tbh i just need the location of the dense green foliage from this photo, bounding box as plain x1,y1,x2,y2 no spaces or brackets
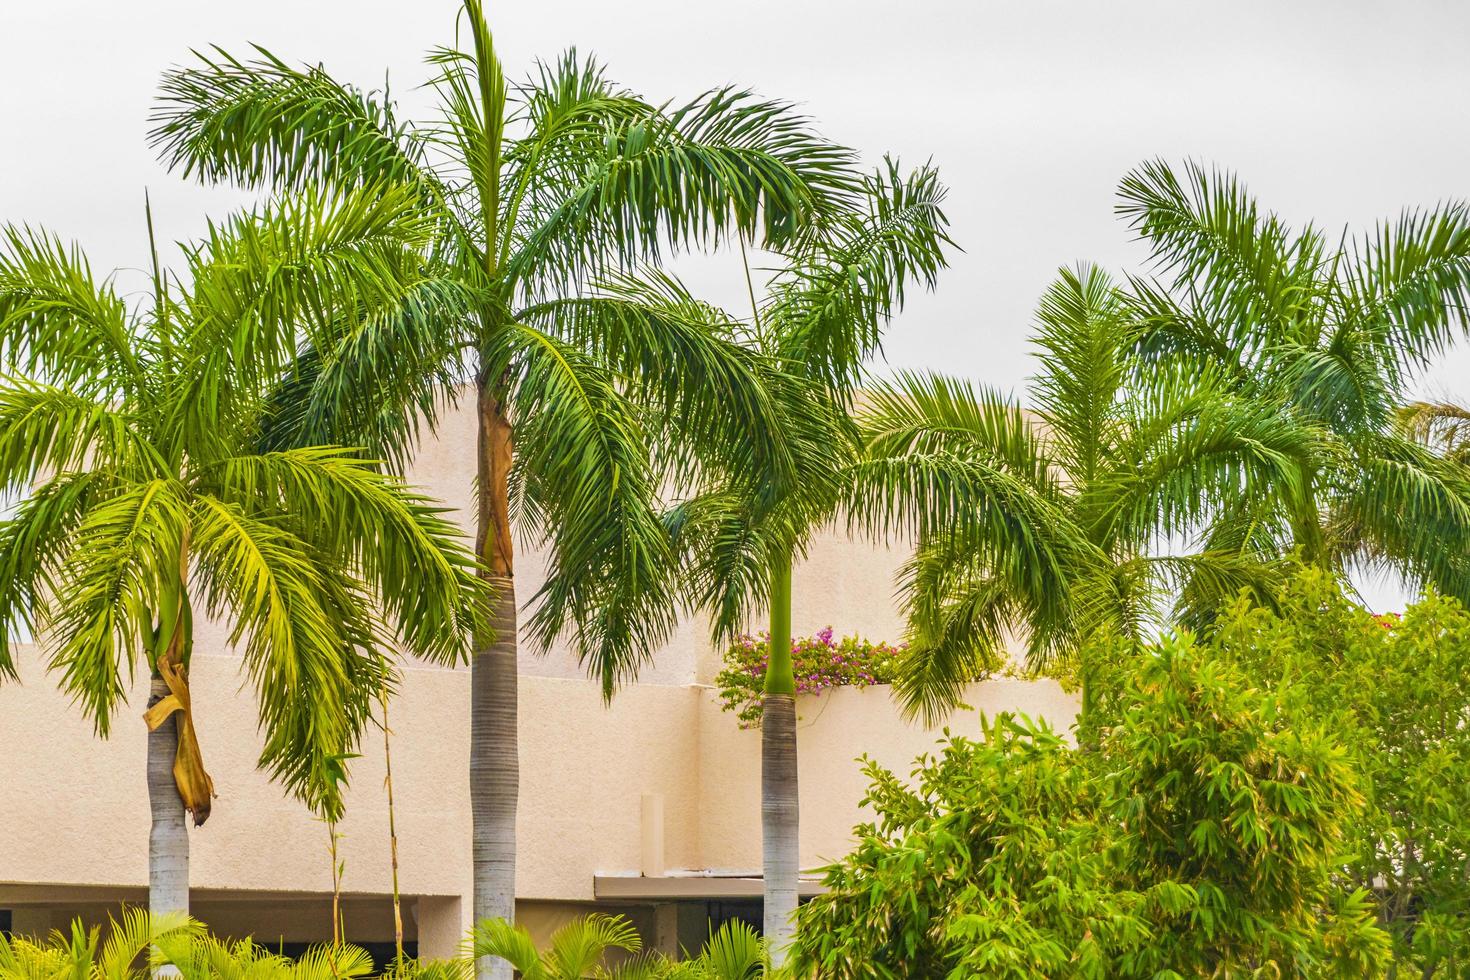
0,912,766,980
863,162,1470,727
473,913,767,979
1204,571,1470,976
150,2,856,690
858,265,1303,722
0,198,483,818
790,627,1392,978
714,628,907,726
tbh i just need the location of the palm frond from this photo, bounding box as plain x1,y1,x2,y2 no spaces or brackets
467,919,543,980
151,45,433,194
255,275,476,466
0,380,159,493
496,323,678,695
517,270,794,492
1397,399,1470,465
0,472,104,681
206,447,486,664
505,88,858,296
189,493,390,817
46,479,190,735
179,181,439,425
543,913,641,978
1337,201,1470,367
892,541,1016,724
768,158,952,389
0,225,149,395
1116,158,1322,345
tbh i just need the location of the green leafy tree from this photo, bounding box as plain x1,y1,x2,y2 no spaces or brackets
654,162,951,960
1118,159,1470,603
0,192,483,916
149,5,854,964
1211,569,1470,976
790,638,1390,978
857,263,1307,721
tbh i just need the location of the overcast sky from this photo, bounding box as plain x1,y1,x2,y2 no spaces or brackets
3,0,1468,606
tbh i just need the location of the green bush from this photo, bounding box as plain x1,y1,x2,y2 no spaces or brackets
1207,570,1470,977
714,628,906,726
789,632,1391,978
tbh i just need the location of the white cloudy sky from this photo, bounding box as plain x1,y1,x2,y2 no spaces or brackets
3,0,1468,606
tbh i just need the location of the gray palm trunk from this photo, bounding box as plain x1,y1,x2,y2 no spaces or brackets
472,386,519,980
761,693,799,965
146,673,189,916
470,592,517,980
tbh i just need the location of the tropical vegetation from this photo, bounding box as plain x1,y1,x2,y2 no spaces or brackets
0,195,483,916
1208,570,1470,976
0,911,767,980
791,618,1393,978
861,160,1470,728
3,0,1470,966
656,159,951,960
148,6,860,970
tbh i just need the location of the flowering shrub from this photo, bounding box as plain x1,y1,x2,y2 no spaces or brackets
715,627,906,726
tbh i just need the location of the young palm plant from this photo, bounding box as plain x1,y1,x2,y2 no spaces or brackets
149,2,855,965
0,189,483,916
655,161,953,962
471,915,765,980
0,908,198,980
1118,159,1470,603
156,931,377,980
856,264,1311,722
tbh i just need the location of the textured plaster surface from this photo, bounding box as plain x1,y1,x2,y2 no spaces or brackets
0,397,1079,941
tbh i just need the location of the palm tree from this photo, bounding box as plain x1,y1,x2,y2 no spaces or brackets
1397,400,1470,466
856,264,1310,721
0,189,484,916
659,160,952,961
1118,159,1470,603
148,3,854,966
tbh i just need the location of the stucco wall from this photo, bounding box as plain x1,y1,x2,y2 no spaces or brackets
0,396,1079,948
0,641,1075,918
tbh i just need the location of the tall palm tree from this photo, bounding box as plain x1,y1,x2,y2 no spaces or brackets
659,160,952,961
148,3,855,969
1118,159,1470,602
0,188,484,916
856,264,1310,721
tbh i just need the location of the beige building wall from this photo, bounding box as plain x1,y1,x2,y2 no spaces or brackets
0,398,1079,954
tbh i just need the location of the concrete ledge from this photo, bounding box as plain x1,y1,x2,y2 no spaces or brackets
593,873,826,900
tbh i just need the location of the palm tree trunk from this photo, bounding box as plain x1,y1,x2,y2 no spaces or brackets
762,547,798,966
472,381,518,980
147,670,189,917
